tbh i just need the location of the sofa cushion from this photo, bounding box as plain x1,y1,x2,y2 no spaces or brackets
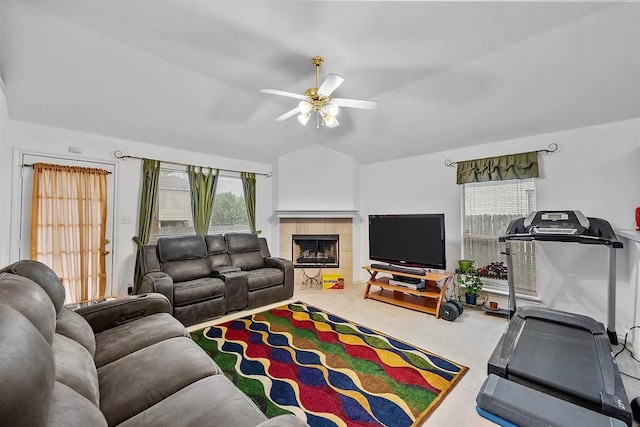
158,235,211,282
226,233,266,270
162,258,211,283
52,333,100,406
0,260,66,316
49,381,107,427
205,234,227,254
56,307,96,357
93,312,188,368
0,272,57,344
246,268,285,291
225,232,261,253
229,251,266,271
173,277,225,307
117,375,268,427
98,337,221,426
0,303,56,427
206,234,232,268
157,235,207,262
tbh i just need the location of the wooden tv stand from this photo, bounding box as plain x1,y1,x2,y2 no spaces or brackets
362,265,453,319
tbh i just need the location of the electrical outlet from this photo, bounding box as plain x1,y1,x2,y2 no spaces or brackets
127,286,133,295
121,216,133,224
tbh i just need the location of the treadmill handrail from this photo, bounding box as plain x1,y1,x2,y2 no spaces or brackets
499,215,623,248
499,232,623,248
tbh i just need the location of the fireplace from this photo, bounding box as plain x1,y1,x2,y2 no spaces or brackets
292,234,339,268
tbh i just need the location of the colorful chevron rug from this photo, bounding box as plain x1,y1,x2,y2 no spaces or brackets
191,302,467,427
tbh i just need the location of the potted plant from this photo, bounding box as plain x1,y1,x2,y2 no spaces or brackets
458,269,483,305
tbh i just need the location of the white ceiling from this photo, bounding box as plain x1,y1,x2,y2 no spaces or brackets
1,1,639,164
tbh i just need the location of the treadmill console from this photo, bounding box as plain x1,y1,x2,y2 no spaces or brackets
523,210,590,236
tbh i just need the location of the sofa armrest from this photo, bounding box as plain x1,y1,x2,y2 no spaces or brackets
212,265,242,276
139,271,174,310
75,294,171,334
265,257,294,299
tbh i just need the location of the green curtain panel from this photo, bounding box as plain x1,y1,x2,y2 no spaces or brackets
132,159,161,293
456,151,539,184
188,165,218,235
241,172,258,233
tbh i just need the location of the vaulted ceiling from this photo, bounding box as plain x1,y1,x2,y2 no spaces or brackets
1,1,639,164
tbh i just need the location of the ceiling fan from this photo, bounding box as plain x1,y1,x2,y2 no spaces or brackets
260,56,377,128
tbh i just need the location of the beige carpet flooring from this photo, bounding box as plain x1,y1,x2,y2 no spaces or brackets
188,281,640,426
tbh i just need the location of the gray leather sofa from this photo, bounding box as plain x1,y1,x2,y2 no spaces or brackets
139,232,294,326
0,260,309,427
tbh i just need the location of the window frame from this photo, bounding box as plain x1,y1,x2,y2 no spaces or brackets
461,178,537,296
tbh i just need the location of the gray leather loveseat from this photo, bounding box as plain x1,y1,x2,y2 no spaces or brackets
0,260,308,427
138,232,294,326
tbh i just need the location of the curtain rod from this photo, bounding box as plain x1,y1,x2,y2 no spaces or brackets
444,143,558,167
112,150,272,177
21,163,113,174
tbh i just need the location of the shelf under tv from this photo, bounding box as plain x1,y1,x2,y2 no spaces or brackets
362,265,453,318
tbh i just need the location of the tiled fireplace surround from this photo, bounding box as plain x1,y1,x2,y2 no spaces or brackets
278,218,353,288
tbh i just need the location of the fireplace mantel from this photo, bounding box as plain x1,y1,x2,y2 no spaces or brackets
274,210,358,219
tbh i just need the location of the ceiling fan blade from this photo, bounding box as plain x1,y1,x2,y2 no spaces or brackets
260,89,306,100
275,107,300,121
332,98,378,110
318,73,344,96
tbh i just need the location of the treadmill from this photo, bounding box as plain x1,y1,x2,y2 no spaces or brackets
499,210,623,344
479,211,631,426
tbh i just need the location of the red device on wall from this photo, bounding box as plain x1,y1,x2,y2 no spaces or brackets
636,207,640,230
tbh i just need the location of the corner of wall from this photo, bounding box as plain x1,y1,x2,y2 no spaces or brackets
0,76,10,266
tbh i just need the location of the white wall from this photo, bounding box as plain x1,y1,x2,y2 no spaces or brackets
359,117,640,336
0,76,9,266
277,144,360,211
3,119,274,296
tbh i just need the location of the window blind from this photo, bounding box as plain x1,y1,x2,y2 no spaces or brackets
463,179,537,294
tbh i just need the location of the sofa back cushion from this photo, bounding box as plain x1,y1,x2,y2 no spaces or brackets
52,333,100,406
0,260,66,316
0,303,56,427
158,235,211,282
205,234,231,268
0,273,57,344
56,307,97,357
225,233,265,270
49,382,107,427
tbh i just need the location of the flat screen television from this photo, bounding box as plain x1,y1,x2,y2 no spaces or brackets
368,214,446,270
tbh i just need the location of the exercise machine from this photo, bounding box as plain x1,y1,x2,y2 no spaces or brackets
477,210,631,426
486,305,631,425
499,210,623,344
476,374,628,427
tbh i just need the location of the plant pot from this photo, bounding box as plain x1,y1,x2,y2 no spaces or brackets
458,260,474,272
465,293,477,305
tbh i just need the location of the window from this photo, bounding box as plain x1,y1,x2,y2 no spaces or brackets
150,168,249,242
208,175,250,233
462,179,536,295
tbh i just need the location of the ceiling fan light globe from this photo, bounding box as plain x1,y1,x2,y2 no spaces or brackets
326,102,339,116
297,113,311,126
298,101,312,115
323,114,339,128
